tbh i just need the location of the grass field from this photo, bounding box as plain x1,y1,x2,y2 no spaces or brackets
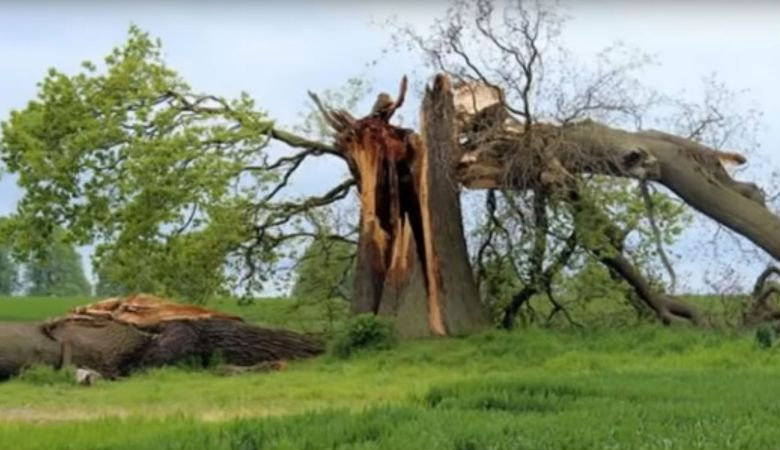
0,296,88,322
0,296,777,449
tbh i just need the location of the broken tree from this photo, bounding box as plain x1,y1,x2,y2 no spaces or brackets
311,76,490,338
449,77,779,324
309,73,779,330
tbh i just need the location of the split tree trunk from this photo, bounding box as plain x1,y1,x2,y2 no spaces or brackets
323,75,490,338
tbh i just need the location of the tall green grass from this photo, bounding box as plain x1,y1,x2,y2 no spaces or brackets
0,296,776,449
0,369,777,449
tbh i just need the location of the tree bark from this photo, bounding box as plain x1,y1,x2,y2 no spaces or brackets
0,323,61,380
457,118,780,260
49,320,152,378
322,75,490,338
417,75,492,335
0,316,325,380
139,320,324,368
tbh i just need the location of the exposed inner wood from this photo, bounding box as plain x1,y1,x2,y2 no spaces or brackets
343,116,445,333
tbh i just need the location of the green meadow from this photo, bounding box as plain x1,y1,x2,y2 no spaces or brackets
0,296,777,449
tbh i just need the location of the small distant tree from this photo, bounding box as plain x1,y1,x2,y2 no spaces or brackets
292,236,355,302
0,246,18,295
93,264,128,298
24,230,91,297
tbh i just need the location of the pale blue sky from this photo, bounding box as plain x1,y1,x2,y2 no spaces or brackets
0,1,777,291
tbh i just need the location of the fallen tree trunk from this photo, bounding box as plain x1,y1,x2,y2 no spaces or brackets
420,77,703,326
0,295,325,380
42,319,323,379
456,115,780,261
139,319,323,368
0,323,62,380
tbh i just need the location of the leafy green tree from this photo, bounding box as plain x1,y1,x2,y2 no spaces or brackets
23,229,90,297
0,26,304,300
292,236,354,302
1,24,364,302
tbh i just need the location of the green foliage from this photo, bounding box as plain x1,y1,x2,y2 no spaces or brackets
755,325,774,349
555,259,642,322
92,199,250,301
93,264,128,298
477,254,523,322
292,237,354,302
0,218,20,295
331,314,397,358
23,228,90,297
475,177,694,327
0,26,275,300
573,177,691,287
0,326,776,449
17,365,76,386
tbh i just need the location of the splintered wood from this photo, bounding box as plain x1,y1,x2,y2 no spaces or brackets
339,108,445,335
59,293,243,328
316,74,488,338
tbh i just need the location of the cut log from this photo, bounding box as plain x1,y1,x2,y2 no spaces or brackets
0,323,61,380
